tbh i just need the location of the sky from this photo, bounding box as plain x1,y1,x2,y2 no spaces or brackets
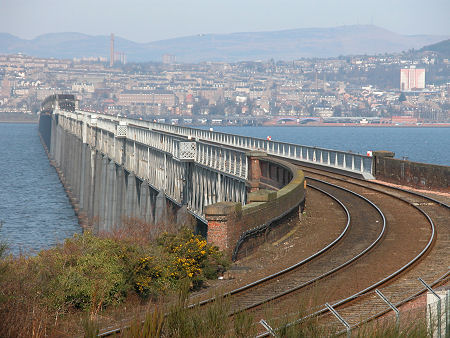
1,0,449,42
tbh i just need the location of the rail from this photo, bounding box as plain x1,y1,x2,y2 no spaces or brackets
228,178,387,312
256,173,443,337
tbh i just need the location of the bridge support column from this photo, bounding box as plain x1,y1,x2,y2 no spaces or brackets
78,142,87,212
125,173,137,219
204,202,242,253
86,148,96,222
139,181,154,225
103,160,116,232
114,166,126,228
176,205,194,228
78,143,90,228
154,190,168,225
98,156,109,233
92,151,104,232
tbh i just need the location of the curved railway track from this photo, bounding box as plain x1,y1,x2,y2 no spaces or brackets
255,167,449,336
191,181,385,311
222,174,435,328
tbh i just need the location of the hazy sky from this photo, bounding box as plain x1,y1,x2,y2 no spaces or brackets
1,0,449,42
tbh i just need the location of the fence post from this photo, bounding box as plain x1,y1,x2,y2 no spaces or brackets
419,277,441,338
375,289,400,332
325,303,351,338
259,319,276,337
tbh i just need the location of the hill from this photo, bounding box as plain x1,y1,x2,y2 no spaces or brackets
420,39,450,58
0,25,448,62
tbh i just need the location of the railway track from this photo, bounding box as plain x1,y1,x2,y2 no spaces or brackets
256,167,449,336
193,171,435,319
225,174,435,327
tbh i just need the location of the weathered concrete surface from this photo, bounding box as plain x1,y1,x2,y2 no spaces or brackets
247,189,277,202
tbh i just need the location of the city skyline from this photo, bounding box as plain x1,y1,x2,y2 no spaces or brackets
1,0,449,43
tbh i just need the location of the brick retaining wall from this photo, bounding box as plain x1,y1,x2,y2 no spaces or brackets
205,156,305,259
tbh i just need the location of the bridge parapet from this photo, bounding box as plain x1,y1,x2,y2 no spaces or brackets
114,116,374,179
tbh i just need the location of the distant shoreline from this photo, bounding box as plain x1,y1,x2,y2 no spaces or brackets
0,112,38,124
258,123,450,128
0,120,38,124
1,119,448,128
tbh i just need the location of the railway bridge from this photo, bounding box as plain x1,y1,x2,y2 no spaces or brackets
38,94,448,259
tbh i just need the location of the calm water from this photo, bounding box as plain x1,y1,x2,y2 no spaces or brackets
0,123,80,255
212,126,450,166
0,124,448,255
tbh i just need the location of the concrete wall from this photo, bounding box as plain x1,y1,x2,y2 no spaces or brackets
205,157,305,260
374,151,449,192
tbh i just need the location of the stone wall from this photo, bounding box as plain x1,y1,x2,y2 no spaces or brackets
373,151,449,192
205,157,305,260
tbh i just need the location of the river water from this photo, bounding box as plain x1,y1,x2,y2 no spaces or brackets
0,123,80,255
0,123,448,255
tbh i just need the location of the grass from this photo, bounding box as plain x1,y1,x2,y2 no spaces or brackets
116,286,440,338
121,284,255,338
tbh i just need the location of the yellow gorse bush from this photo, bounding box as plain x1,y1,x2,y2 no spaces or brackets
133,227,229,298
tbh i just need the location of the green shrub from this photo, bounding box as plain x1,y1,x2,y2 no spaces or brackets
33,233,133,311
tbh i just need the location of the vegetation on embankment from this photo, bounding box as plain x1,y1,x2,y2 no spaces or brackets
0,226,229,337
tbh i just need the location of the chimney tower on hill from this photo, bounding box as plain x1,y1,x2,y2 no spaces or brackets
110,33,115,67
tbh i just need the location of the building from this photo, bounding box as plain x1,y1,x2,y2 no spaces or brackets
0,77,11,98
162,54,176,64
118,90,177,107
400,67,425,91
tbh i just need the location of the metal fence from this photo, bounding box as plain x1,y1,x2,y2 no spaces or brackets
57,109,248,181
84,112,374,178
